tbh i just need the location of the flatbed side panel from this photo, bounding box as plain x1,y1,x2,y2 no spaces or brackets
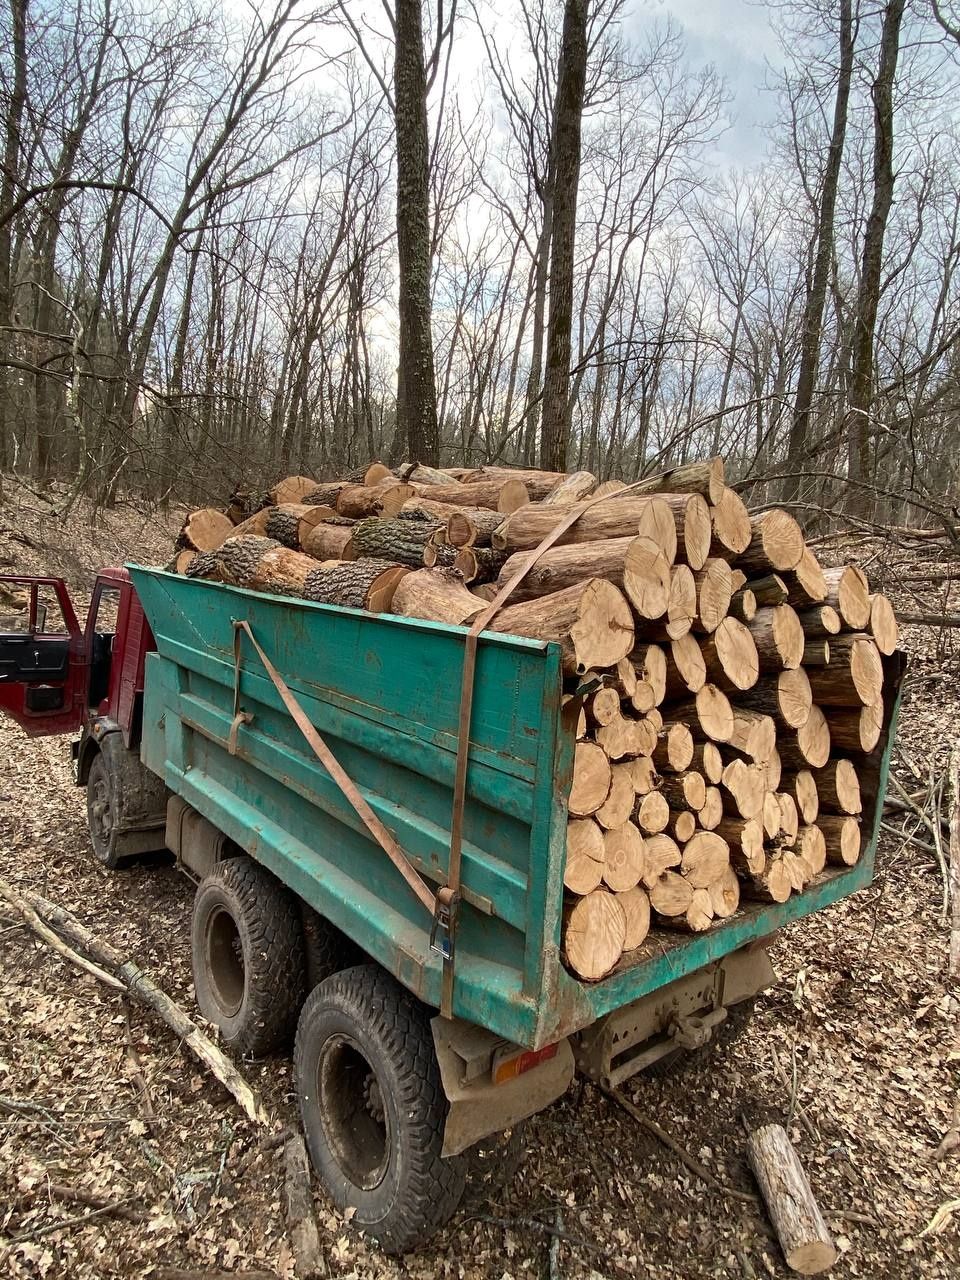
132,567,567,1048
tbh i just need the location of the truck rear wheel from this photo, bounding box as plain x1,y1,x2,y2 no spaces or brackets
294,964,466,1254
191,857,305,1056
86,754,121,868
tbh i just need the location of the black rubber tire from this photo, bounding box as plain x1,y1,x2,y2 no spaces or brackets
86,753,121,868
644,998,756,1079
191,857,305,1056
300,904,364,991
294,964,466,1254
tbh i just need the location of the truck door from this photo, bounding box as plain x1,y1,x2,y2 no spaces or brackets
0,576,86,736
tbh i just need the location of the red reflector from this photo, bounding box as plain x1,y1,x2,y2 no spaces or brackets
493,1040,559,1085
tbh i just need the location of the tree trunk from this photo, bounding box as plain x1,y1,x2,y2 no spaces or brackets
394,0,440,464
539,0,588,471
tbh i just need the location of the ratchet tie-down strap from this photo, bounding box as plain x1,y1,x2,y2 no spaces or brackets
230,476,656,1019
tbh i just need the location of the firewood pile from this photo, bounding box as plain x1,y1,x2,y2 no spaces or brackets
168,457,901,983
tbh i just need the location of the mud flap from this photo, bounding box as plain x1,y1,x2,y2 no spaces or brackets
432,1017,575,1157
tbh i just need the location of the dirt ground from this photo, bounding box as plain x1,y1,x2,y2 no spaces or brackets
0,483,958,1279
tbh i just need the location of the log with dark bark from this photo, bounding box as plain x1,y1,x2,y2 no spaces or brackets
444,506,507,547
347,516,445,567
336,482,414,519
302,559,410,612
216,537,321,596
452,545,509,583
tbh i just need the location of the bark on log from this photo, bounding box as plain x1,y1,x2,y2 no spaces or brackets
630,457,725,505
796,605,841,638
348,516,445,567
489,579,635,674
715,817,765,874
563,891,626,980
217,537,320,596
802,640,830,666
492,493,711,567
444,507,506,547
395,462,458,485
747,573,789,606
259,504,336,551
746,1123,838,1274
302,482,349,508
412,478,529,512
728,588,758,623
806,634,883,706
302,559,409,612
742,857,792,903
451,545,508,583
785,546,828,605
691,741,724,784
727,709,777,762
467,466,566,499
828,702,883,753
659,771,707,812
496,535,671,619
652,723,695,772
391,568,484,626
778,705,831,769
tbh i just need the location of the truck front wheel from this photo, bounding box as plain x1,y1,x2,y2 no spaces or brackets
294,964,466,1254
191,858,305,1056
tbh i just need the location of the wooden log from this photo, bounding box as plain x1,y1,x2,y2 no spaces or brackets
490,579,635,674
691,741,724,785
336,482,414,518
492,492,711,567
700,617,760,691
395,462,459,485
391,567,484,625
777,793,799,845
217,537,320,595
642,834,682,885
746,1123,838,1275
814,758,861,813
413,478,530,513
742,857,792,903
691,558,733,633
828,701,883,753
596,714,657,760
349,516,445,566
822,564,871,630
285,1133,325,1280
635,790,670,835
646,706,663,730
802,640,830,666
637,496,678,564
869,592,899,655
796,823,826,876
270,475,321,505
659,771,707,812
728,588,758,624
627,756,659,796
680,831,730,888
778,705,831,769
781,770,820,824
671,810,697,843
709,485,752,556
258,504,336,551
806,634,883,706
602,822,646,891
652,723,695,772
301,481,349,508
562,693,589,739
738,510,805,573
468,466,565,499
665,564,696,638
747,605,804,671
796,605,841,638
631,642,667,710
585,685,622,727
747,573,788,607
669,684,735,744
737,669,812,729
444,506,507,547
617,886,651,950
784,546,828,605
451,545,508,583
300,520,355,561
698,785,723,830
496,535,670,619
302,559,410,612
668,886,714,932
569,742,613,816
631,457,726,504
649,870,694,917
542,470,597,504
595,764,637,829
592,478,627,499
715,817,765,874
608,654,638,700
663,632,706,698
727,709,777,762
563,891,626,980
762,748,782,794
818,815,861,866
709,865,741,918
177,508,235,553
720,758,766,819
564,818,606,893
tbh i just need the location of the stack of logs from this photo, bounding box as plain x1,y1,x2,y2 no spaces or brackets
170,456,899,983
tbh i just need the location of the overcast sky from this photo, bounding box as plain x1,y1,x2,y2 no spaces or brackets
626,0,785,165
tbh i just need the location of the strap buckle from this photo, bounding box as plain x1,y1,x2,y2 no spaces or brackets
430,885,459,964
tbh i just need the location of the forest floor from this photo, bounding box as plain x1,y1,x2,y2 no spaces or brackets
0,480,958,1279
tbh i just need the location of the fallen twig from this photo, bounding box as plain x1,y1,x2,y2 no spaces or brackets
45,1182,148,1224
0,876,124,991
603,1087,757,1204
950,741,960,978
25,891,268,1125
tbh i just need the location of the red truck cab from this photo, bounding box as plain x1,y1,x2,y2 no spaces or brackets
0,569,166,862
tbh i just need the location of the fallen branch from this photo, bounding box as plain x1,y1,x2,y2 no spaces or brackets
0,877,124,991
284,1133,325,1279
45,1182,148,1224
746,1123,837,1274
603,1087,757,1204
898,612,960,627
25,891,269,1125
950,741,960,979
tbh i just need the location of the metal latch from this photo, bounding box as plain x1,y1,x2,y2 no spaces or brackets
668,1007,728,1051
430,886,459,963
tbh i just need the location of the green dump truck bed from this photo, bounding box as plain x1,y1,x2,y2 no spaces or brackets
130,565,903,1051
